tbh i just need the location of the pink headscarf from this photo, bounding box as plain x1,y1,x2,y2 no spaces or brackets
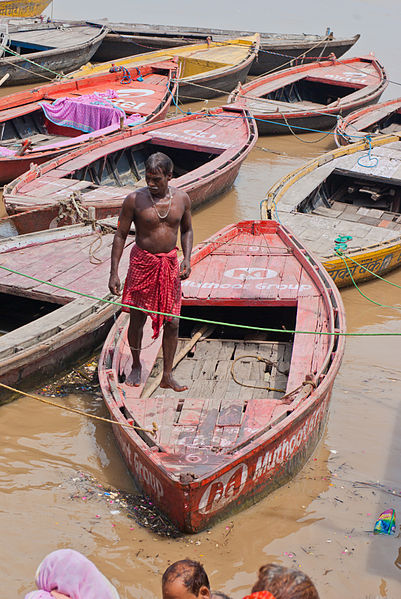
25,549,120,599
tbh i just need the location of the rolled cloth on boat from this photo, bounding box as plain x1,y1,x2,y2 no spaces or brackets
24,548,119,599
122,244,182,339
39,91,126,133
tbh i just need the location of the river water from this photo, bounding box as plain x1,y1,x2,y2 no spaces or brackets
1,3,400,598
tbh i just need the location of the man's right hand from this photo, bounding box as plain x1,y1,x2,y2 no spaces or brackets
108,273,121,295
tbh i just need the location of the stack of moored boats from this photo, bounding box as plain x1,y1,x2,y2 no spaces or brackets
1,14,400,533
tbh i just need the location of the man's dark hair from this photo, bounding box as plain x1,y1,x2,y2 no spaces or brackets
162,559,210,595
145,152,173,176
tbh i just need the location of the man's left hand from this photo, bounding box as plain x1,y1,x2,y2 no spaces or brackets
180,259,191,280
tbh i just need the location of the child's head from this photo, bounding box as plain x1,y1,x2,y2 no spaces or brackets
250,564,319,599
162,559,211,599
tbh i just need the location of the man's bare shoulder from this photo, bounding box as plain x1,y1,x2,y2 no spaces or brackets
124,188,148,207
172,187,191,209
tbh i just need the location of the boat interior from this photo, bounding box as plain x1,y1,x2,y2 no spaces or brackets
0,67,172,151
0,105,82,150
367,109,401,135
67,140,225,188
145,305,295,403
106,307,299,455
261,78,361,107
0,292,58,335
297,168,401,228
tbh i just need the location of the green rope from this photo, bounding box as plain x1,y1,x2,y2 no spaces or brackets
335,251,401,309
0,262,401,337
335,250,401,290
0,43,66,79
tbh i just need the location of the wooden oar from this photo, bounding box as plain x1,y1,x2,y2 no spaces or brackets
141,324,213,399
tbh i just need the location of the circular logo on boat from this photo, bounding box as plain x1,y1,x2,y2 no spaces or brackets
198,464,248,515
224,267,278,280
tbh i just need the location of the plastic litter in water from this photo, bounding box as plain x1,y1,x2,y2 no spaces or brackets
373,509,396,535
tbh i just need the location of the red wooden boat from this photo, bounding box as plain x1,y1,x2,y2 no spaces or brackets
0,60,178,184
335,97,401,145
98,220,346,533
227,55,387,135
0,221,133,392
4,107,257,215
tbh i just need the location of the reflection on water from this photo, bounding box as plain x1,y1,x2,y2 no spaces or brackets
1,19,401,599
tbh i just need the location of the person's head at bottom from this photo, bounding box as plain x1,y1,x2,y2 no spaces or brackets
246,564,319,599
25,548,119,599
162,559,211,599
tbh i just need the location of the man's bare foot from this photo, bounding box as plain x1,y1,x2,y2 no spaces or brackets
125,365,142,387
160,374,188,392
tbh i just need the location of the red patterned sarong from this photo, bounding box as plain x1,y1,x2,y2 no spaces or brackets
121,244,182,339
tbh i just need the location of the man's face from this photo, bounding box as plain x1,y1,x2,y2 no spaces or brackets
162,580,210,599
145,167,172,196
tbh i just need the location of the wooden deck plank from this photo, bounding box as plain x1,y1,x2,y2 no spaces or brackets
182,254,213,299
236,398,279,444
0,234,96,293
196,252,229,300
209,254,252,300
285,295,320,393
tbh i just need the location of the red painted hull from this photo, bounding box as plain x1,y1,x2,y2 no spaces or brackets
227,55,387,135
335,97,401,145
4,107,257,214
98,220,346,532
0,60,178,185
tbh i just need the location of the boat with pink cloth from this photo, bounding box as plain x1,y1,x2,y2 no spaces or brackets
0,60,178,184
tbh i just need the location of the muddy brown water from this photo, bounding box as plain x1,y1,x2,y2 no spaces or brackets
1,26,401,599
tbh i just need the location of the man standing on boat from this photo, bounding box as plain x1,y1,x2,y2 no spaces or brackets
108,152,193,391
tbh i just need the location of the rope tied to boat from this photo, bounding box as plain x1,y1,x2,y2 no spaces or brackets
357,135,379,168
0,382,158,437
230,354,287,393
334,234,352,252
0,43,67,80
109,64,143,84
56,193,116,264
1,261,401,334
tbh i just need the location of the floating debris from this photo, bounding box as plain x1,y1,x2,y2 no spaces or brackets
373,509,396,535
38,359,100,397
66,471,181,537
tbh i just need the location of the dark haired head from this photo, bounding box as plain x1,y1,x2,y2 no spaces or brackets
251,564,319,599
145,152,173,176
162,559,210,599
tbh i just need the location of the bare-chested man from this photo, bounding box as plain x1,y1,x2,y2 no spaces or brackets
108,152,193,391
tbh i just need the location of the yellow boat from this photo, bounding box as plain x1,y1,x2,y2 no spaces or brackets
261,134,401,288
72,34,259,102
0,0,51,17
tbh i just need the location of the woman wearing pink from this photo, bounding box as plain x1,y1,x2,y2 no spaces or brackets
25,549,119,599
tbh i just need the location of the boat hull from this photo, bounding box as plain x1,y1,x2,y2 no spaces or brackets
228,56,387,135
98,220,345,532
261,134,401,288
0,26,107,85
4,108,257,214
93,28,359,76
106,377,333,532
